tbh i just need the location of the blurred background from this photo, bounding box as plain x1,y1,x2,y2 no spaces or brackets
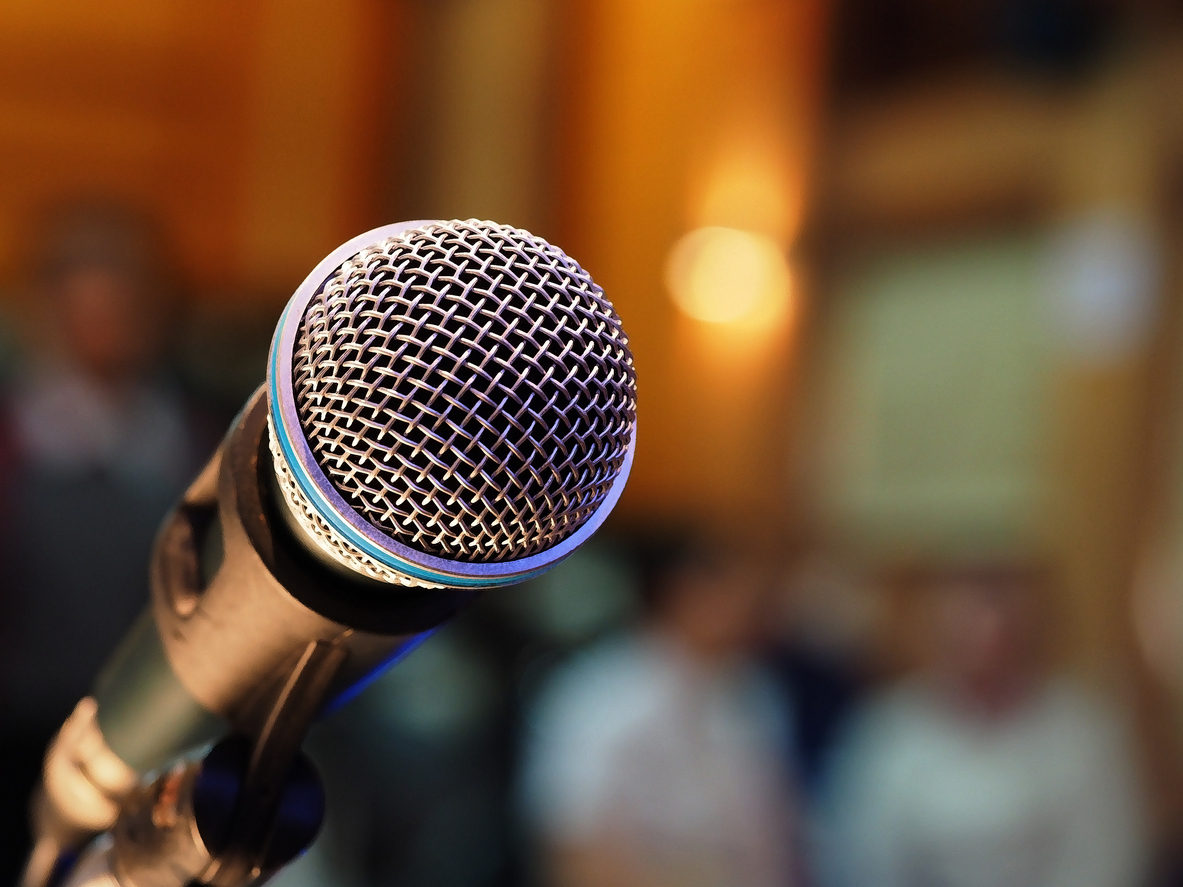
7,0,1183,886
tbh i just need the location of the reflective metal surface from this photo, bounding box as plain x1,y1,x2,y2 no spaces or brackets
269,220,637,585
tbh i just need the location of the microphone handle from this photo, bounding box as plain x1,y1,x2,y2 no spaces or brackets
24,387,475,887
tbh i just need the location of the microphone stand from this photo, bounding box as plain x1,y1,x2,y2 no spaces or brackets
47,638,344,887
21,389,455,887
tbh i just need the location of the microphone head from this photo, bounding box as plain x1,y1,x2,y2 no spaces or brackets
267,220,637,589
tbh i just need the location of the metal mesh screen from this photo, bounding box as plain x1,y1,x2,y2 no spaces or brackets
291,220,636,563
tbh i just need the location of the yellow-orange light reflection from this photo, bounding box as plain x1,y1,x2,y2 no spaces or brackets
665,225,791,325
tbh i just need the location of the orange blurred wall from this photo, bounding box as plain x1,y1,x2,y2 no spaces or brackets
0,0,398,294
553,0,828,531
0,0,829,533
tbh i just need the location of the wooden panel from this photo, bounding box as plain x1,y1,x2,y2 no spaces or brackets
552,0,827,527
236,0,399,290
0,1,255,285
0,0,397,293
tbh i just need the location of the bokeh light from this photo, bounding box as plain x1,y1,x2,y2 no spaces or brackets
665,225,791,325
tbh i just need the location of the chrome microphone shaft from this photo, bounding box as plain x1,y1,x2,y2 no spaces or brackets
25,389,467,887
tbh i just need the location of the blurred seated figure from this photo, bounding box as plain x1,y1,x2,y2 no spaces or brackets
0,202,204,881
520,537,800,887
822,564,1147,887
765,552,873,803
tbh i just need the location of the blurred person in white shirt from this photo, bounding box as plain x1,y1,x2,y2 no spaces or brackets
822,563,1147,887
520,537,801,887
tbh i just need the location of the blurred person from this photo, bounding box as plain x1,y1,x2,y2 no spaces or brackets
520,536,800,887
765,553,874,802
0,202,207,881
821,564,1147,887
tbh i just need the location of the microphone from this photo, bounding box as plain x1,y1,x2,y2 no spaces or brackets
25,220,636,887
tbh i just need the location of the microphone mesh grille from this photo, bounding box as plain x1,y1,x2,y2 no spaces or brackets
292,220,636,563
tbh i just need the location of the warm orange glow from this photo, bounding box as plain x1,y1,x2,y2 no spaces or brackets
692,130,798,245
665,225,791,325
554,0,825,523
0,0,393,291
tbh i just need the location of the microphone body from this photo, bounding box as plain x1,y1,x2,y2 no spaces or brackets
96,384,461,773
27,387,458,887
23,220,637,887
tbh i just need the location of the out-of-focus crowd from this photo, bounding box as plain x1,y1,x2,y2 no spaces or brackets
0,202,1155,887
